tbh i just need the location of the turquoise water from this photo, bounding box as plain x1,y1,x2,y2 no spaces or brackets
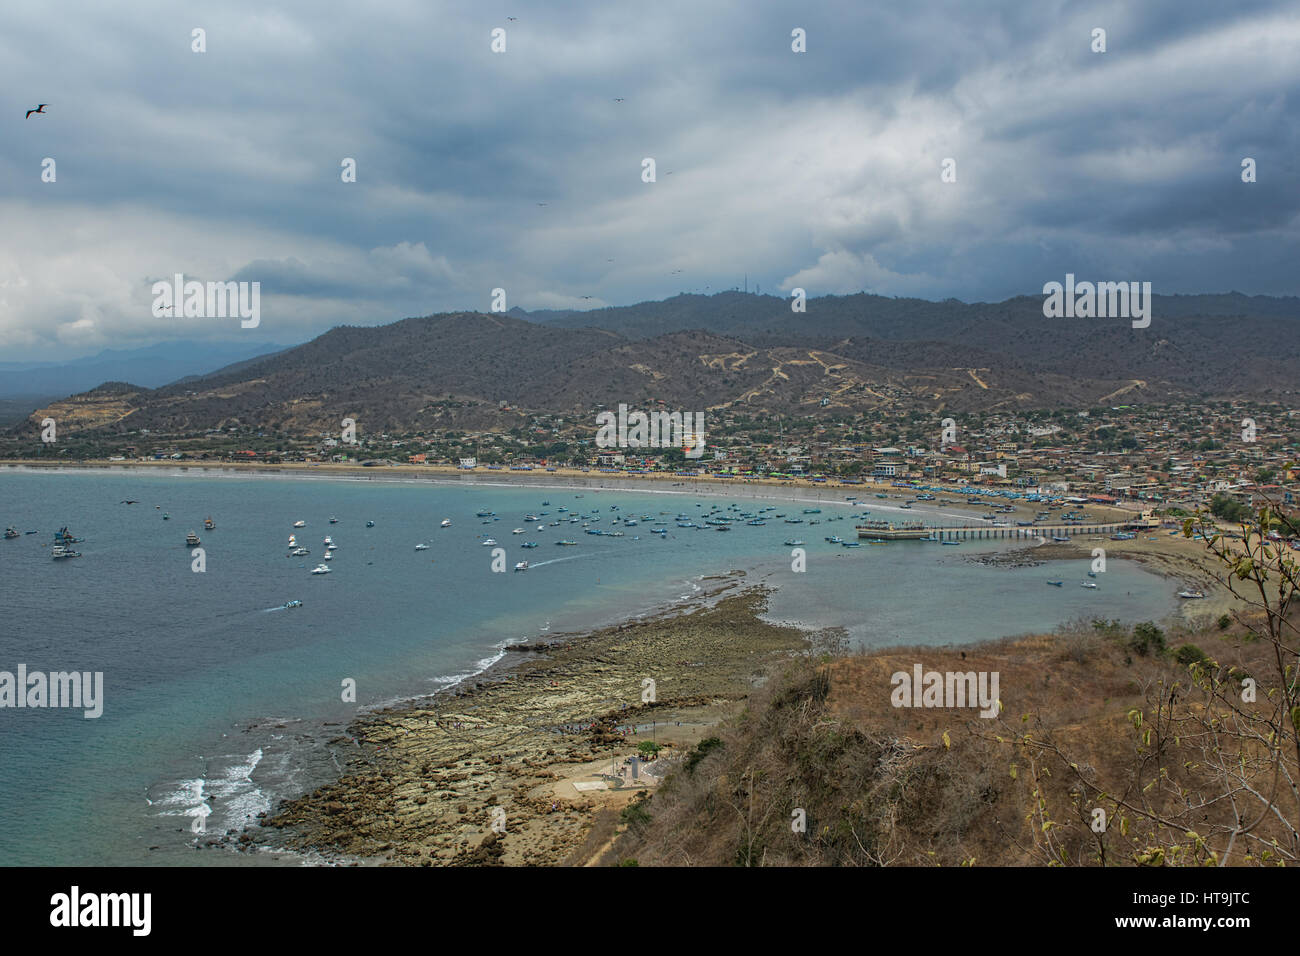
0,468,1179,865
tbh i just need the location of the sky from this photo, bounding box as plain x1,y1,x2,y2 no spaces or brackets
2,0,1298,361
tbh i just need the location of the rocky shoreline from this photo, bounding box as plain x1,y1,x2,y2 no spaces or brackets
257,580,811,865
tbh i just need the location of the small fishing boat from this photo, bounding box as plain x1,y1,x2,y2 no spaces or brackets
1087,570,1097,577
329,516,338,524
783,539,805,546
476,510,495,518
414,543,429,551
290,547,310,557
941,540,960,546
293,520,305,528
162,514,170,521
3,527,18,539
514,561,529,572
481,538,498,546
366,520,375,528
556,540,578,546
521,542,538,549
1046,580,1063,587
204,517,215,530
512,528,526,534
1177,589,1206,599
1081,581,1098,589
283,600,303,609
441,519,451,528
186,531,201,547
310,564,331,575
51,544,81,559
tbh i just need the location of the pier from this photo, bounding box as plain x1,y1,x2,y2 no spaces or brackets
856,521,1144,541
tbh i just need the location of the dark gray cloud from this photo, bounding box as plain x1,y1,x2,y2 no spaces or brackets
1,0,1297,359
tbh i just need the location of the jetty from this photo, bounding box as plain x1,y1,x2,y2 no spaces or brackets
856,520,1148,541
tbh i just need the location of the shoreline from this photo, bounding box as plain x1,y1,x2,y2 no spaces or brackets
258,578,815,865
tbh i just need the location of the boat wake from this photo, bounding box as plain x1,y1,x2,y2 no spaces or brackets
525,553,595,569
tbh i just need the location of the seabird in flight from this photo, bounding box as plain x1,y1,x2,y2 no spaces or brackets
25,104,48,119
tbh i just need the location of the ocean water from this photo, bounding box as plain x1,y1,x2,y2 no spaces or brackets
0,468,1179,865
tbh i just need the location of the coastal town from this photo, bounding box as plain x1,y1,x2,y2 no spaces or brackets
9,399,1297,522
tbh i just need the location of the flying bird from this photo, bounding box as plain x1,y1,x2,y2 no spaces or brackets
25,104,48,119
581,295,594,300
507,16,518,20
613,98,624,102
536,202,548,206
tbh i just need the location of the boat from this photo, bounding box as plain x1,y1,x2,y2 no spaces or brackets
203,517,215,530
329,516,338,524
366,520,375,527
476,511,495,518
514,561,529,572
414,544,429,551
310,564,331,575
825,535,844,544
524,514,538,522
290,547,310,557
3,527,17,539
521,541,538,549
481,538,498,546
1046,580,1063,587
1087,570,1097,578
1081,581,1098,589
802,509,821,514
1052,535,1070,543
1178,589,1206,599
441,519,451,528
51,544,81,559
293,520,305,528
323,536,334,547
556,540,578,546
162,514,169,520
512,528,526,534
941,540,960,546
783,539,805,546
283,600,303,609
186,531,201,547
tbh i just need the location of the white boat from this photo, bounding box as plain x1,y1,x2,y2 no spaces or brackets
514,561,529,571
415,543,429,551
51,544,81,560
293,520,306,528
310,564,331,575
1178,589,1206,599
440,519,451,528
512,528,526,534
283,600,302,609
290,547,310,556
1081,581,1098,589
323,536,334,547
482,538,497,546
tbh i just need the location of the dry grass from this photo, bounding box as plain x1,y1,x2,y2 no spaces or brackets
604,611,1299,866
